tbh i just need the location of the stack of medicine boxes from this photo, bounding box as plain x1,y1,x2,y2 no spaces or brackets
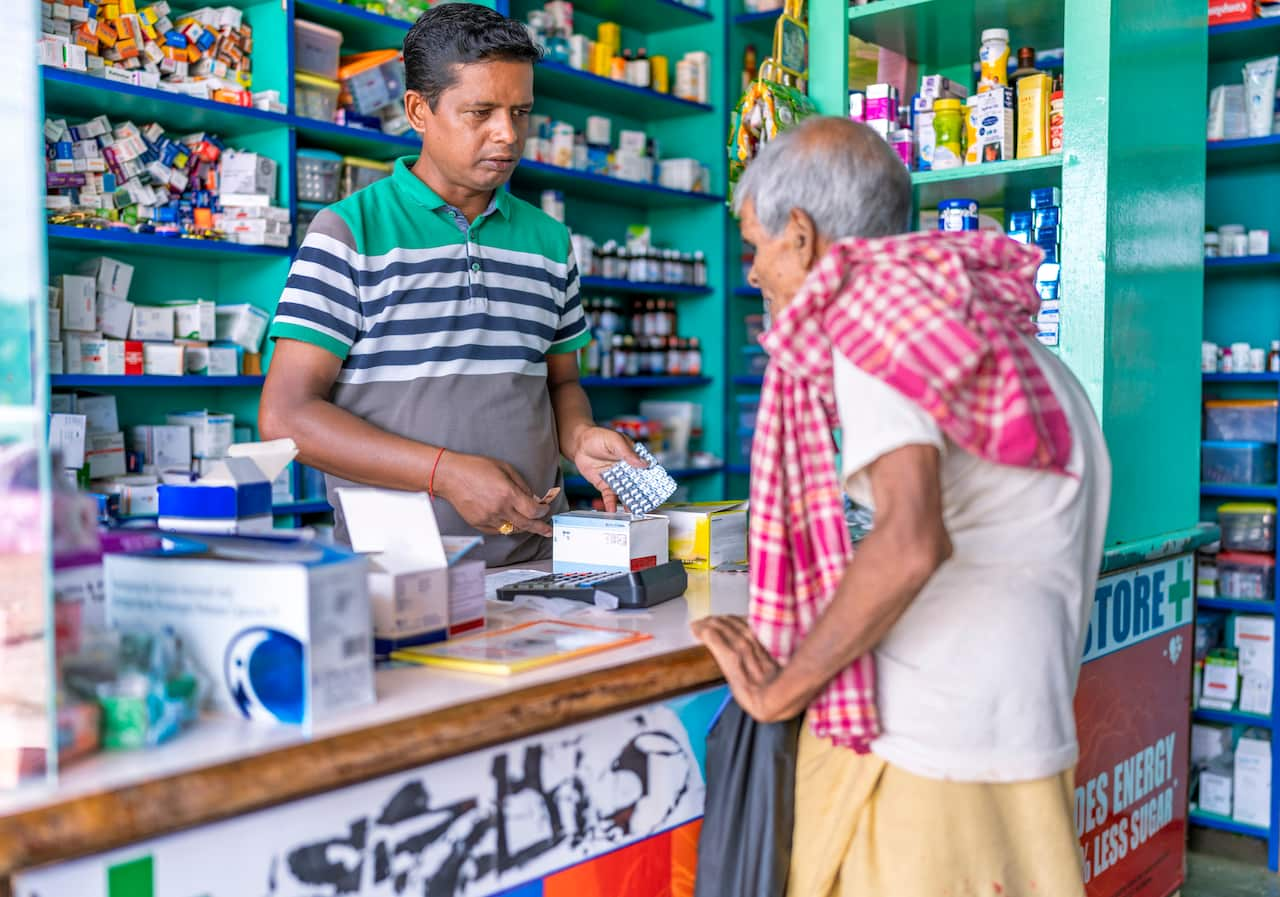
1006,187,1062,347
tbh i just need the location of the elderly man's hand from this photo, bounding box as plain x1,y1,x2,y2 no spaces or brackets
692,616,801,724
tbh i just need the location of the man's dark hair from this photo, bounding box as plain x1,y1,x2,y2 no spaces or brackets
403,3,542,109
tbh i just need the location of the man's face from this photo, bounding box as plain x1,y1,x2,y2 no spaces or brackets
411,60,533,194
740,198,816,317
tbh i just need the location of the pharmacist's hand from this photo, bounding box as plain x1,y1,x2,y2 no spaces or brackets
434,452,551,537
570,427,647,513
692,616,795,724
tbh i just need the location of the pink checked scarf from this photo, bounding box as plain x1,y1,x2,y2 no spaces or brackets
749,230,1074,751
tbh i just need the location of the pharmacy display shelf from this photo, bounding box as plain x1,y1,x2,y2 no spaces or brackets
726,463,750,476
1208,16,1280,63
291,118,418,159
513,160,724,207
535,61,714,118
578,375,712,388
1207,135,1280,171
1193,707,1272,728
1198,597,1277,614
41,68,289,138
47,226,292,260
272,500,333,515
732,374,763,387
49,375,267,388
1203,372,1280,383
579,277,712,296
1205,254,1280,273
531,0,714,32
293,0,414,49
733,9,783,32
563,464,725,490
1200,483,1279,499
734,286,762,298
846,0,1065,73
910,156,1064,210
1189,810,1271,839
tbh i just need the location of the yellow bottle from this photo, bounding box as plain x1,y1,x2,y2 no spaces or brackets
651,55,670,94
1016,72,1052,158
978,28,1010,92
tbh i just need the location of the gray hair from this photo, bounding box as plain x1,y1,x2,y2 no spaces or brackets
732,117,912,240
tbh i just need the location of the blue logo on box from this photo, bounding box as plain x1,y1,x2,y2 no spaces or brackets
225,627,305,724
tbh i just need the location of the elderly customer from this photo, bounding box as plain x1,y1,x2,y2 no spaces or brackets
693,117,1111,896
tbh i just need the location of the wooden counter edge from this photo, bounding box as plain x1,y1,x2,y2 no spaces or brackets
0,645,723,877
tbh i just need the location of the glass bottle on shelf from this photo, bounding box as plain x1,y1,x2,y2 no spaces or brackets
1270,341,1280,373
687,337,702,376
611,334,628,378
624,336,641,377
693,250,707,286
547,29,571,64
667,336,682,375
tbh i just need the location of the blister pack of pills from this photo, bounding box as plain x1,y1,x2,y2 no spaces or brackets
601,443,677,515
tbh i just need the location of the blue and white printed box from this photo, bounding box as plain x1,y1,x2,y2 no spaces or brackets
552,511,669,574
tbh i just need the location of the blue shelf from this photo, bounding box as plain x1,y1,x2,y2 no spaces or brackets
555,0,713,32
1205,254,1280,272
734,286,762,298
1208,16,1280,62
42,67,288,137
1197,597,1277,614
535,61,713,118
733,375,763,387
1189,809,1270,839
293,0,414,49
51,375,265,388
513,160,724,208
579,376,711,388
47,225,291,260
564,465,724,490
735,9,783,31
1193,707,1271,727
727,463,751,476
291,117,419,159
1201,483,1279,499
579,277,712,296
273,500,332,515
1204,373,1280,383
1208,134,1280,170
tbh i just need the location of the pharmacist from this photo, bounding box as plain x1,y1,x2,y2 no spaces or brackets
693,118,1112,896
260,4,641,565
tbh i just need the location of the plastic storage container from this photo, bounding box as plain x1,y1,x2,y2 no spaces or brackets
294,20,343,80
1219,502,1277,552
296,150,343,203
744,314,765,345
743,346,768,376
1217,551,1275,602
737,395,759,431
1202,440,1276,484
1205,399,1279,442
339,50,406,116
295,73,341,123
340,156,394,198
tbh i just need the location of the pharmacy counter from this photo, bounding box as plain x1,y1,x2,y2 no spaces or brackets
1,566,745,897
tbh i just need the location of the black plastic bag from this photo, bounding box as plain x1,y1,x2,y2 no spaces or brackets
694,696,803,897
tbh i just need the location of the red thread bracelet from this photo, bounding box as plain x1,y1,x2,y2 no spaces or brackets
428,447,446,499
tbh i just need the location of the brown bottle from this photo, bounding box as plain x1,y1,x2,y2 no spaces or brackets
1009,47,1042,87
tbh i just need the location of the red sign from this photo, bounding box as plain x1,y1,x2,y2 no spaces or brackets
1209,0,1254,26
1073,556,1193,897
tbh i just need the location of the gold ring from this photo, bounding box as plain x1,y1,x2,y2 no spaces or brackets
498,522,515,535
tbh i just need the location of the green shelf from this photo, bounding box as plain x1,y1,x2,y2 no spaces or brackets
293,0,413,51
291,117,418,159
1207,135,1280,171
734,9,782,33
847,0,1065,69
911,156,1063,209
512,160,723,207
511,0,713,33
535,61,713,119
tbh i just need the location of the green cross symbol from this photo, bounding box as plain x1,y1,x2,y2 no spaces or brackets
1168,559,1192,623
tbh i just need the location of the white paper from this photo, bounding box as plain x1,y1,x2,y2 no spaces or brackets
228,438,298,483
336,488,447,568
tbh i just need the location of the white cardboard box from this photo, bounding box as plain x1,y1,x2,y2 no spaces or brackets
78,337,109,375
552,511,669,574
207,345,240,376
129,425,193,471
1236,615,1275,715
105,339,126,375
85,431,126,479
337,488,486,654
104,535,374,728
48,341,64,375
219,150,277,196
77,255,133,299
1234,733,1272,826
130,306,175,342
655,501,748,570
1200,767,1234,817
214,303,269,352
60,274,97,332
167,410,234,459
69,391,119,434
181,342,210,375
172,300,216,341
143,343,185,376
49,413,87,469
96,294,134,339
1201,653,1240,711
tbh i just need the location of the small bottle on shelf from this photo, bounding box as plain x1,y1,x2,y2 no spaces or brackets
1269,341,1280,373
687,337,702,376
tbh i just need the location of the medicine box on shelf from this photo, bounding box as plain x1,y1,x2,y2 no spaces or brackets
1202,440,1277,485
1205,400,1279,443
1218,502,1277,552
1217,551,1275,603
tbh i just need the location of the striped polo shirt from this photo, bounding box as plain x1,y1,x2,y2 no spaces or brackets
268,157,588,566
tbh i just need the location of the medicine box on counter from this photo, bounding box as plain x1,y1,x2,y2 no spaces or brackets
338,487,486,655
104,534,374,728
656,501,749,570
553,511,669,574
